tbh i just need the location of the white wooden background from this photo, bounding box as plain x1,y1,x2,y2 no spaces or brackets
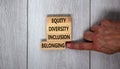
0,0,27,69
0,0,120,69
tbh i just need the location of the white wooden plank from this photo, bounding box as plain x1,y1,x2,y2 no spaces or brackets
28,0,90,69
0,0,27,69
91,0,120,69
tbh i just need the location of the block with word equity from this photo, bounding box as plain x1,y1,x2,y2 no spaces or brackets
41,15,72,50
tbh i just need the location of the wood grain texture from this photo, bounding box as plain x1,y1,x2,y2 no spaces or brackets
28,0,90,69
0,0,27,69
91,0,120,69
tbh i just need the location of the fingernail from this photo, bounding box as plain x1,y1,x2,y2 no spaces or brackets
66,41,72,48
66,43,71,48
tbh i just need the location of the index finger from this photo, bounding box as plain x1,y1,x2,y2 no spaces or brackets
66,41,94,50
66,41,116,54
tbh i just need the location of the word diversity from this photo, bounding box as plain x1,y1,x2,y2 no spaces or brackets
41,15,72,50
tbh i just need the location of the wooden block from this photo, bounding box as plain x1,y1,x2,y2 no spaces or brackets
46,23,71,34
41,41,66,50
47,33,71,41
47,15,71,24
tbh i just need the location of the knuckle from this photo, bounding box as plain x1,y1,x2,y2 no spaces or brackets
98,27,104,33
84,32,88,37
101,20,111,26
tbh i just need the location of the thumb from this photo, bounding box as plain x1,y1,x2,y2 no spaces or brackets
66,41,94,50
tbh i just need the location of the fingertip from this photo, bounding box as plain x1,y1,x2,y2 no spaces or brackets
66,41,73,48
66,41,81,49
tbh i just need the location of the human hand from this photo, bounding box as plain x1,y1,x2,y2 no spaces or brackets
66,20,120,54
